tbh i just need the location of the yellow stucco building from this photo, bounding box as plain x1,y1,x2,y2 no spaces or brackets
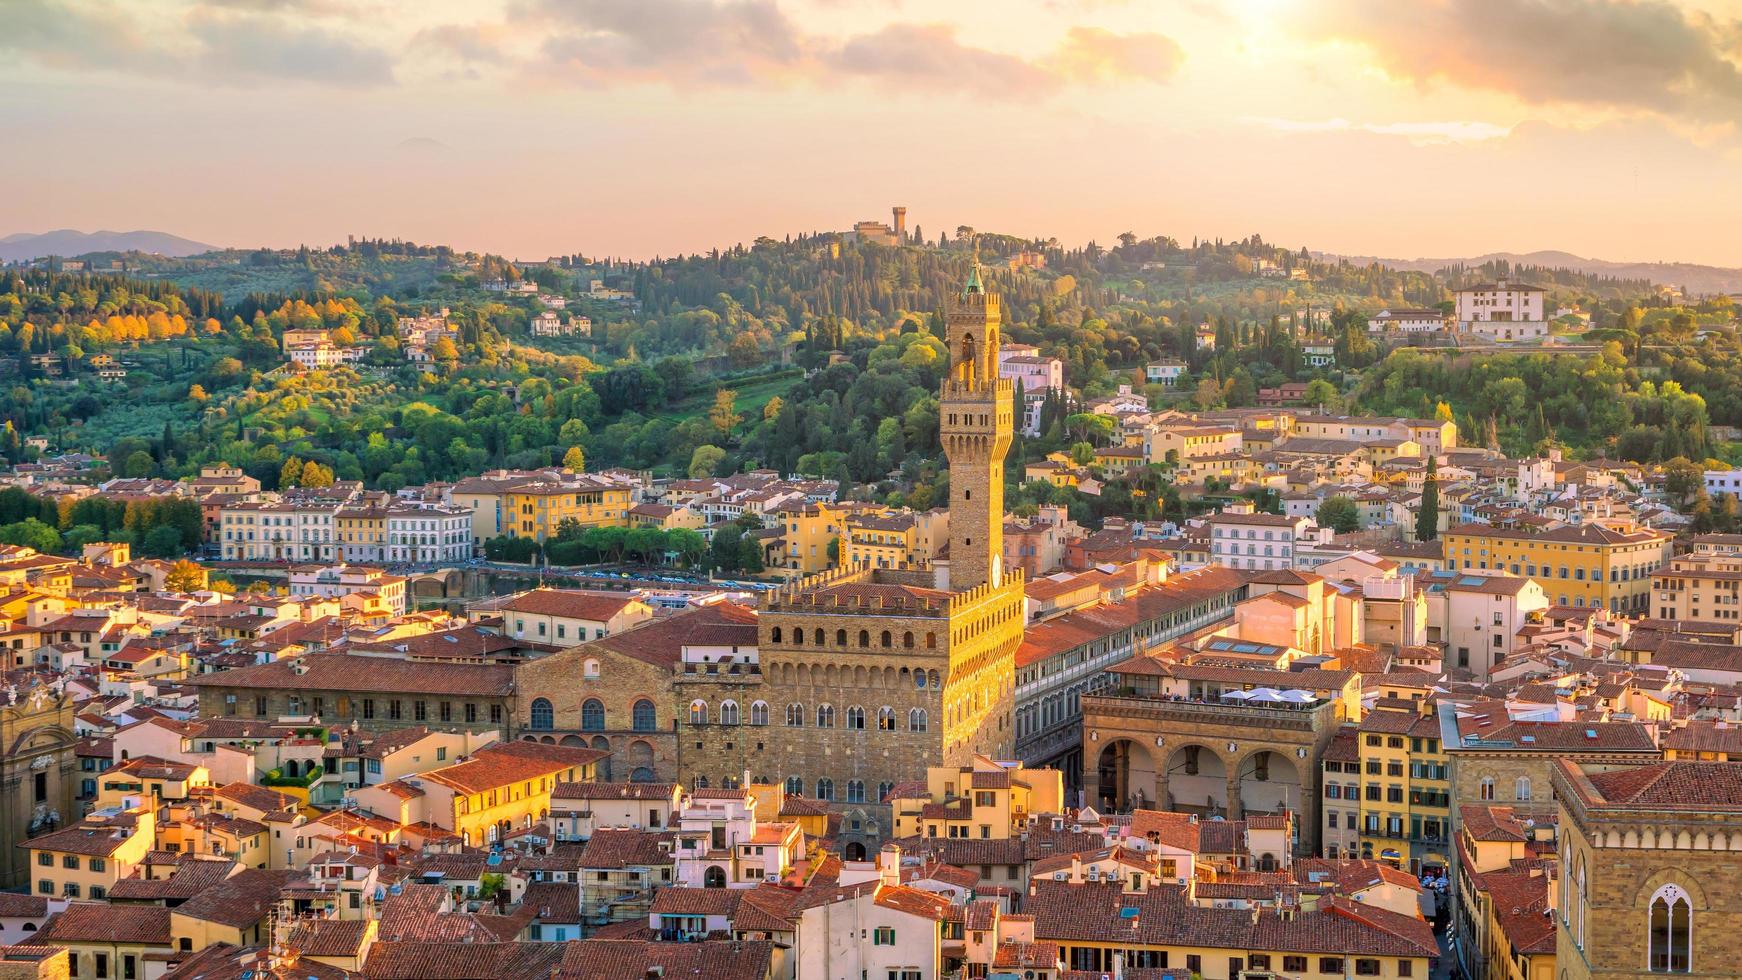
1441,522,1672,614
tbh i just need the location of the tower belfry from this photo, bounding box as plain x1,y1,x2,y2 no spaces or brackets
939,259,1013,591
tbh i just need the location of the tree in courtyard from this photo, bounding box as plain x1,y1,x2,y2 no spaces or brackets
1663,457,1704,506
1316,495,1360,534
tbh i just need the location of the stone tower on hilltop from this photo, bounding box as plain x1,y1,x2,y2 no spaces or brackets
939,262,1014,591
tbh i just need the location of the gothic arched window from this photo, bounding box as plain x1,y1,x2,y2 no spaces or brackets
1649,884,1692,972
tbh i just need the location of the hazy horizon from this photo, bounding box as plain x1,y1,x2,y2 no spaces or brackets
7,0,1742,266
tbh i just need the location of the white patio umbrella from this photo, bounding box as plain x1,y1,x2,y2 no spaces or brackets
1279,689,1317,703
1219,689,1252,701
1245,688,1285,703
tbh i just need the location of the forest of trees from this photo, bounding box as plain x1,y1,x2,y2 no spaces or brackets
4,230,1738,528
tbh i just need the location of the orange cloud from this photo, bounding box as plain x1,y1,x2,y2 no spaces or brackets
1302,0,1742,120
1047,26,1183,84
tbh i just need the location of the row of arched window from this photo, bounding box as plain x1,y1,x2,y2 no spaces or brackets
528,697,657,732
769,626,936,650
688,700,927,732
762,662,943,691
782,776,893,803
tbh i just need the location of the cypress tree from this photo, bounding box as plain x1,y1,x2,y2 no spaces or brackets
1416,460,1440,542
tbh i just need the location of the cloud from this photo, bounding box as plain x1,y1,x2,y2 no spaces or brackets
534,0,811,87
2,0,392,87
1301,0,1742,120
835,24,1053,96
0,0,177,76
1250,116,1513,145
1047,26,1183,84
526,0,1182,96
413,23,513,67
189,11,395,87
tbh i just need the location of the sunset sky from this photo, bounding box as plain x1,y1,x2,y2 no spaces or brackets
5,0,1742,265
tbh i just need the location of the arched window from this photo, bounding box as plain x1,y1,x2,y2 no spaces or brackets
689,700,708,725
632,699,656,732
1573,854,1588,950
835,629,847,646
750,701,769,726
704,867,726,889
927,669,940,689
880,630,892,648
530,698,553,731
846,780,865,803
719,700,740,725
816,778,835,801
914,671,927,690
1649,884,1692,972
926,632,936,649
909,708,928,732
1514,776,1532,801
846,706,865,730
786,703,805,727
1479,776,1495,801
876,781,894,803
858,629,870,647
816,704,835,728
785,776,803,796
877,706,896,731
771,626,783,643
581,699,605,732
903,631,914,649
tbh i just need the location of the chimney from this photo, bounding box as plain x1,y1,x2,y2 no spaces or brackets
878,843,901,888
892,206,907,242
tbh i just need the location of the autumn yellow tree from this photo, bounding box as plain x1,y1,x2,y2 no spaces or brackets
762,396,784,423
300,461,335,487
279,456,304,488
188,384,208,404
165,560,207,593
562,445,586,472
708,388,741,437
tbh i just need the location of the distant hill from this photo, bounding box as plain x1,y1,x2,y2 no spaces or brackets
1315,248,1742,296
0,229,218,263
